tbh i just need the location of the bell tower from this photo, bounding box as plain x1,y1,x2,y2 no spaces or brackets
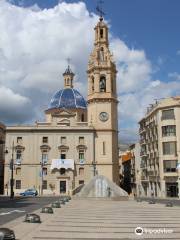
87,16,119,184
63,65,74,89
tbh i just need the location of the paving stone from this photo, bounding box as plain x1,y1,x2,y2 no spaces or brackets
2,199,180,239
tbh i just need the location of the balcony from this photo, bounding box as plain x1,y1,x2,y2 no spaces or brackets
140,151,147,157
140,139,146,145
139,128,146,133
149,175,160,181
140,163,147,169
15,159,22,165
79,159,85,165
141,175,148,181
148,170,158,176
161,115,175,121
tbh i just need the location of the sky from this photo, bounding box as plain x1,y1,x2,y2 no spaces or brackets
0,0,180,143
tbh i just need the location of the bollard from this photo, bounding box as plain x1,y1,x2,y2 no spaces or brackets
64,197,69,203
149,200,156,204
59,199,66,205
41,207,54,214
166,202,173,207
51,202,61,208
24,213,41,223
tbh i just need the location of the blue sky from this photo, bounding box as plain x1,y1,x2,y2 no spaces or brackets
1,0,180,143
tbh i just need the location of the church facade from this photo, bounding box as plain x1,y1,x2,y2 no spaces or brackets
4,17,119,195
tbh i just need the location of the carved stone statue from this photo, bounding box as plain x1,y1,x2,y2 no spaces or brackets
99,77,106,92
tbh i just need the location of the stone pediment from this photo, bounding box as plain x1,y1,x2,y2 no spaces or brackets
76,144,87,150
57,118,70,126
15,145,25,151
40,145,51,151
58,145,69,150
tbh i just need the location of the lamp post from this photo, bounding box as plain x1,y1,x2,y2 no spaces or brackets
5,141,15,199
92,160,97,177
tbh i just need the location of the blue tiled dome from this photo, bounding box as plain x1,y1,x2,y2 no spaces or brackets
48,88,87,110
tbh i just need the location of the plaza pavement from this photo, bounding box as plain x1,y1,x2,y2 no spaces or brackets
1,198,180,239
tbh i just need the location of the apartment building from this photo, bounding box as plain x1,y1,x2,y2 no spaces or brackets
119,143,140,196
129,143,141,196
0,122,5,194
139,97,180,198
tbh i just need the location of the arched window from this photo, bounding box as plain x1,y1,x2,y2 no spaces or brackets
79,149,85,160
60,168,66,175
99,76,106,92
81,114,84,122
43,167,47,176
100,28,103,38
91,76,94,91
42,150,48,164
111,78,113,92
16,149,22,165
16,150,22,160
60,150,66,159
99,47,104,62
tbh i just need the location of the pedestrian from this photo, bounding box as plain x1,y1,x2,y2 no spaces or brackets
151,189,154,198
107,187,111,197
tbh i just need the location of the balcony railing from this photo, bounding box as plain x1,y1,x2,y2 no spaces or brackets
140,151,147,156
141,175,148,180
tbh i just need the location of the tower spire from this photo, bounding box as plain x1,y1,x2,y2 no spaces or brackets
63,59,74,89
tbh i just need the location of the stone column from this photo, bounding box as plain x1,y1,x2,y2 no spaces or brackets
160,180,166,198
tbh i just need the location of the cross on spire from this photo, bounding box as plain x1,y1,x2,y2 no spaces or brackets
96,0,105,21
66,57,71,67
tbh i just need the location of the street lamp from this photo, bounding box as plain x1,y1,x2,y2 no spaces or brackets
92,160,97,177
5,141,15,199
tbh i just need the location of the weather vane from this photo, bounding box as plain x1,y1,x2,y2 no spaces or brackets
96,0,105,20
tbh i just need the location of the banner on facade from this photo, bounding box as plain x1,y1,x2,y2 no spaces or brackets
50,159,74,170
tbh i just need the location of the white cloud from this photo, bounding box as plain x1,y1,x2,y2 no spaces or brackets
0,0,179,143
168,72,180,81
0,1,96,91
110,37,180,143
0,0,97,123
0,87,30,108
0,86,32,123
110,38,152,94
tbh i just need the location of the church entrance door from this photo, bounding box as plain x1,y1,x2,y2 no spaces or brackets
60,180,66,194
